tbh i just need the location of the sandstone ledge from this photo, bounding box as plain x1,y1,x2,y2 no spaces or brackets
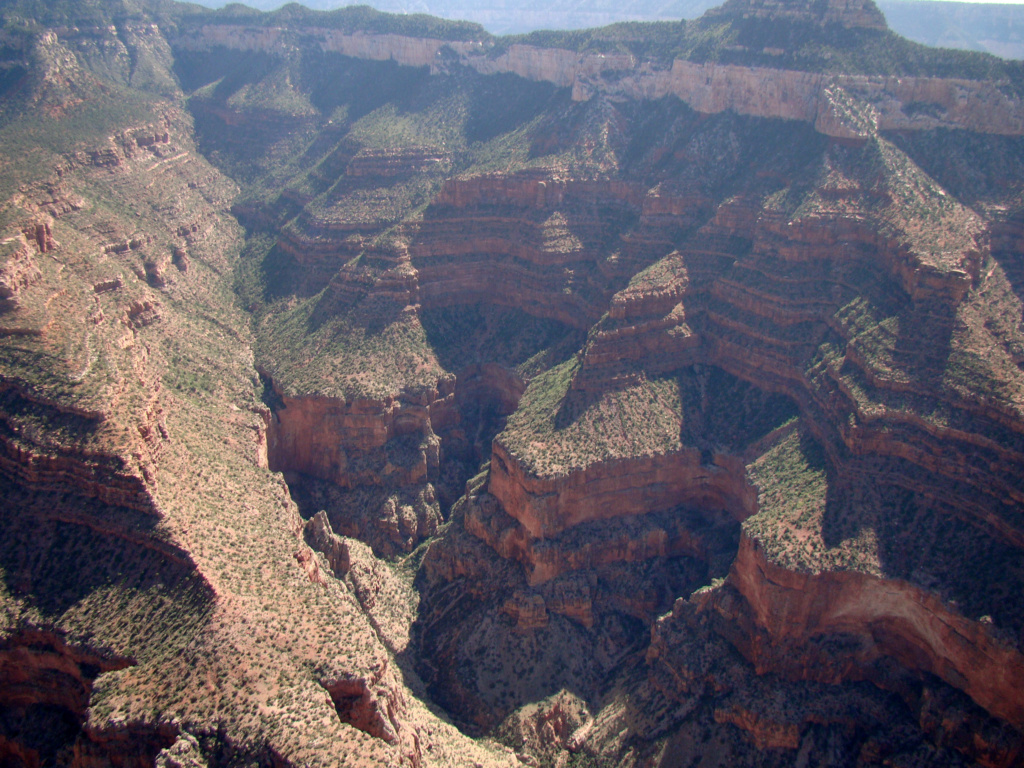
489,440,757,540
728,533,1024,732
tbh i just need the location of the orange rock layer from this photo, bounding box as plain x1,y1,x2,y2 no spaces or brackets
732,535,1024,729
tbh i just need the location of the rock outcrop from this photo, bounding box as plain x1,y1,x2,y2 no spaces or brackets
711,0,889,28
267,384,447,490
728,534,1024,733
488,441,754,541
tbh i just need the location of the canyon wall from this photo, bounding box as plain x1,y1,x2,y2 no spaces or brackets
171,26,1024,137
489,442,755,541
78,5,1024,764
410,149,1024,759
266,382,450,490
728,534,1024,733
0,29,522,763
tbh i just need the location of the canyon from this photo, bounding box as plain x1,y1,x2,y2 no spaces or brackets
1,0,1024,766
173,21,1024,138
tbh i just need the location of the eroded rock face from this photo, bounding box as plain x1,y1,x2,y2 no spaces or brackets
411,174,646,328
409,138,1024,761
0,630,133,768
7,1,1024,766
494,689,593,762
467,492,738,587
266,385,446,490
645,572,1024,768
171,17,1024,139
321,666,403,746
265,367,511,555
0,234,44,310
489,441,755,542
728,534,1024,733
304,510,350,577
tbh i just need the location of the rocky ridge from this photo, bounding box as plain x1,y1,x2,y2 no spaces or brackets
170,22,1024,139
0,10,516,768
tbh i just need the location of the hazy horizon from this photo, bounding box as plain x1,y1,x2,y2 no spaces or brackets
194,0,1024,7
184,0,1024,59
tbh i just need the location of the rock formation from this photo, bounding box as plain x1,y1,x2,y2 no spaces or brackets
2,0,1024,766
171,14,1024,139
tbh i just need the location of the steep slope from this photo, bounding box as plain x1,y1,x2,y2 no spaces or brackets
0,5,516,767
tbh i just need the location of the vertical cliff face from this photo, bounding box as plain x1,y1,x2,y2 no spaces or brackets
727,534,1024,734
488,439,756,542
264,380,448,556
410,174,646,328
167,8,1024,139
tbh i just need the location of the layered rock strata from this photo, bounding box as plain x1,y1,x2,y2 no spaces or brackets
415,136,1024,761
489,442,754,541
0,629,133,768
8,2,1024,766
266,381,449,491
170,26,1024,138
727,534,1024,734
0,17,519,768
411,174,647,327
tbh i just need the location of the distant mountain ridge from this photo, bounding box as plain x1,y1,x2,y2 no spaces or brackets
194,0,1024,58
881,0,1024,59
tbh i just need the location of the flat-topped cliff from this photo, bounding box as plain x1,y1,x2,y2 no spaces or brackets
169,10,1024,138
